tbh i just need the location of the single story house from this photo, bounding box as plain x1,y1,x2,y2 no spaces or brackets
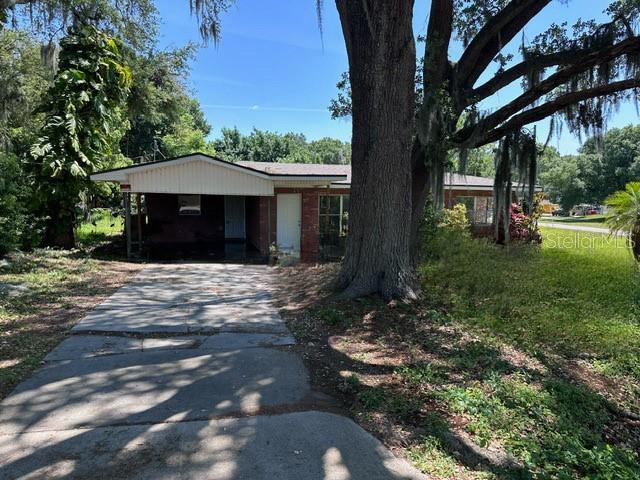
90,153,523,262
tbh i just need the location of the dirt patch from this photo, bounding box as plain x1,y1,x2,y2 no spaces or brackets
0,250,143,398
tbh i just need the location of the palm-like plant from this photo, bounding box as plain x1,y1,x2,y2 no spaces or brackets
605,182,640,262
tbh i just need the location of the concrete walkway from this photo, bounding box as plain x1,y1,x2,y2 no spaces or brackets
0,264,424,480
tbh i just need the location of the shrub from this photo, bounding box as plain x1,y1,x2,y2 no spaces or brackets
509,193,543,243
419,197,441,255
440,203,469,232
605,182,640,262
0,153,43,255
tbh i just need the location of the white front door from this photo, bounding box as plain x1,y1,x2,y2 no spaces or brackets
224,196,246,239
277,193,301,253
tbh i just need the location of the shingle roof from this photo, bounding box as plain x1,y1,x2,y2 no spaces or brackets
237,161,352,183
237,161,497,188
444,172,495,187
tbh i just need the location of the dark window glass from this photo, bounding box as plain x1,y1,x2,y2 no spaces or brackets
319,195,349,259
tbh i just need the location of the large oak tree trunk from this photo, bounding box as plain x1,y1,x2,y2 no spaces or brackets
336,0,417,299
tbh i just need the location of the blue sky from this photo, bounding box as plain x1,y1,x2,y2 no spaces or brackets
155,0,639,154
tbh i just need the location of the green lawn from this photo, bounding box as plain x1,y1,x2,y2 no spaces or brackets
76,208,123,247
422,227,639,378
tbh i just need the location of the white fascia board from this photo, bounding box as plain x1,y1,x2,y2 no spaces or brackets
90,154,273,182
444,185,494,191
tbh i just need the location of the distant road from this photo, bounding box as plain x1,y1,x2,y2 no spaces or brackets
540,221,624,236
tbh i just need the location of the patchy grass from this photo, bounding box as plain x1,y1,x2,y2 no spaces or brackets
0,249,141,398
76,208,123,248
275,228,640,480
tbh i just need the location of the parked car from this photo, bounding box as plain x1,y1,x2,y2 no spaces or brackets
570,204,596,216
586,207,599,215
552,208,566,216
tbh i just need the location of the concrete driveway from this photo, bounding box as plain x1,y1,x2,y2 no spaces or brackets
0,263,424,480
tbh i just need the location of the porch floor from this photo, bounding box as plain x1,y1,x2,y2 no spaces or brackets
146,241,267,263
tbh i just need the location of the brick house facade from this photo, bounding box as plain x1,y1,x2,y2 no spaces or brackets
91,153,516,262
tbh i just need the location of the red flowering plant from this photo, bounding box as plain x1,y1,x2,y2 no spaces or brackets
509,203,530,240
509,193,543,243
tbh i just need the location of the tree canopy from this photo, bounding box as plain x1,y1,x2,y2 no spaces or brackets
30,24,132,247
213,127,351,164
540,125,640,209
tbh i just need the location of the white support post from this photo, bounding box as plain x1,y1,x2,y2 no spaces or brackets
124,192,132,259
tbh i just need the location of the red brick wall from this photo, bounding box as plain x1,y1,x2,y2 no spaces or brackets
274,187,344,263
245,196,275,256
300,190,319,262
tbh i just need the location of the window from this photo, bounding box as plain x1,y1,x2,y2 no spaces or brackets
178,195,201,216
319,195,349,259
456,196,475,215
474,196,494,224
455,195,494,225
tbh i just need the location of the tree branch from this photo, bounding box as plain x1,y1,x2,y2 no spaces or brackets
469,48,596,103
455,0,551,91
416,0,453,144
472,79,640,146
423,0,453,88
454,36,640,144
0,0,31,9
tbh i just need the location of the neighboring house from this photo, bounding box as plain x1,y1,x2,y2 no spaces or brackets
90,153,526,262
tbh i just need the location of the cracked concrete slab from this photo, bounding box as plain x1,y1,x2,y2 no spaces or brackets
44,336,142,361
0,411,425,480
198,333,296,350
141,336,203,351
0,348,310,435
0,263,426,479
44,333,297,362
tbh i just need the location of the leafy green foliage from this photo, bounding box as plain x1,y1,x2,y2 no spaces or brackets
541,126,640,210
161,113,215,157
0,29,51,149
29,25,131,247
4,0,158,51
0,153,43,254
580,125,640,200
122,45,212,161
214,127,351,164
606,181,640,261
434,374,639,478
539,154,586,210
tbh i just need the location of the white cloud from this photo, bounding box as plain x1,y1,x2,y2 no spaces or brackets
202,104,327,113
